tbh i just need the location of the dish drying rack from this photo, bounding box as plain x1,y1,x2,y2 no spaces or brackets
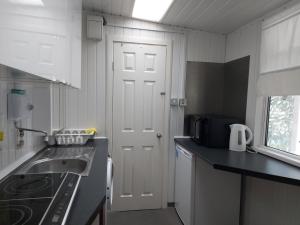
55,129,96,145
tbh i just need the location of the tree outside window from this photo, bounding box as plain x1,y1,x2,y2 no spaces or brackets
267,96,300,155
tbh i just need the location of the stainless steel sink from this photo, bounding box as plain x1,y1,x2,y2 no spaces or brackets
24,158,88,175
18,146,95,176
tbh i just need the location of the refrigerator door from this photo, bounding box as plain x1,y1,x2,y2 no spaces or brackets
175,145,194,225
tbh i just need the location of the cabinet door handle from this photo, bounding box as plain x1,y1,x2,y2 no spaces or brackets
157,133,162,138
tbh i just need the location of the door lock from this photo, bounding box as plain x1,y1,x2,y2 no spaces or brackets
157,133,162,138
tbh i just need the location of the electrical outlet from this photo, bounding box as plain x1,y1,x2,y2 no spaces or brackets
170,98,179,106
179,98,187,107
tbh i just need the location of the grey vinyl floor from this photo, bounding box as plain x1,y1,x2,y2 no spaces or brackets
107,208,183,225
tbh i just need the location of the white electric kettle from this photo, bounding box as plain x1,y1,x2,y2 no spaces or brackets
229,124,253,152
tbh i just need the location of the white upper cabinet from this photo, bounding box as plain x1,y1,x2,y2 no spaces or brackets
0,0,82,88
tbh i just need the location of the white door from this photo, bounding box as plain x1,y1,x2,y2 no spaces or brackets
112,42,167,211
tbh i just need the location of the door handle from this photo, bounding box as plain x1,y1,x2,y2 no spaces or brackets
157,133,162,138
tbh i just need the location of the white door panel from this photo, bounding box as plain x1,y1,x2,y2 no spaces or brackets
112,42,167,211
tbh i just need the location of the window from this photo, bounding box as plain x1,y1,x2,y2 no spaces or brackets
266,96,300,156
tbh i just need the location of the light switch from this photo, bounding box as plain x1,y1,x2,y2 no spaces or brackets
170,99,178,106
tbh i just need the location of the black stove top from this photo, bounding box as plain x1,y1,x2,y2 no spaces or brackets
0,173,81,225
0,173,65,201
0,198,51,225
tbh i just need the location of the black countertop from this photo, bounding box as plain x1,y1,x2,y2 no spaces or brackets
67,138,108,225
175,138,300,186
0,139,108,225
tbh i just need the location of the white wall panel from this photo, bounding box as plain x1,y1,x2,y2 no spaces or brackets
51,84,66,131
65,14,107,133
187,30,226,63
0,67,49,174
51,85,60,130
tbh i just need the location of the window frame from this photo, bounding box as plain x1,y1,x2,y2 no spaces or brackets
254,96,300,168
264,96,271,148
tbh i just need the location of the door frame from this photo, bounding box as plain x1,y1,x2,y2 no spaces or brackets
106,35,173,209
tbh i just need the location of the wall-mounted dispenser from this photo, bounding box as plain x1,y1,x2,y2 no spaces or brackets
7,89,34,121
87,15,104,41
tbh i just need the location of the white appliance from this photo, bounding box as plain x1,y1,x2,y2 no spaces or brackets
229,124,253,152
7,89,34,121
175,144,195,225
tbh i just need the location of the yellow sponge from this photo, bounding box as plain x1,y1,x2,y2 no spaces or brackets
86,128,97,135
0,131,4,142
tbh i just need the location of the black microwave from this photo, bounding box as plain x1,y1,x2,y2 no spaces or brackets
189,115,240,148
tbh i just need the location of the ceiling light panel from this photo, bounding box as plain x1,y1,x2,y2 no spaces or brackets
10,0,44,6
132,0,174,22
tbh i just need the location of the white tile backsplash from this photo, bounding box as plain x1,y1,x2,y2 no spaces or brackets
0,64,49,173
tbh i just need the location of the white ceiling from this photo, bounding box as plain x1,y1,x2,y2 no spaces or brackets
83,0,291,34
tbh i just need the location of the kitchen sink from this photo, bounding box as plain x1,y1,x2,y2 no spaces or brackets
24,158,88,175
18,146,95,176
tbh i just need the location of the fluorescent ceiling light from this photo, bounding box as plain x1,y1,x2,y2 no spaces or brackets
10,0,44,6
132,0,174,22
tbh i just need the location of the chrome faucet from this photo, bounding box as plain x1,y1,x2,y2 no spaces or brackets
14,122,48,138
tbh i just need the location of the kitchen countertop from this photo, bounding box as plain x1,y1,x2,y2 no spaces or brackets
175,138,300,186
67,138,108,225
0,138,108,225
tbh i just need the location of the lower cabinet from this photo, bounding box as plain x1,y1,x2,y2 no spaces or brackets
194,157,241,225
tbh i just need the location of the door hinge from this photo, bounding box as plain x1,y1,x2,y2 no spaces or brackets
112,62,114,71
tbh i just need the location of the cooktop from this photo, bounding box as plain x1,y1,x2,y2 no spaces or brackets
0,173,81,225
0,173,64,200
